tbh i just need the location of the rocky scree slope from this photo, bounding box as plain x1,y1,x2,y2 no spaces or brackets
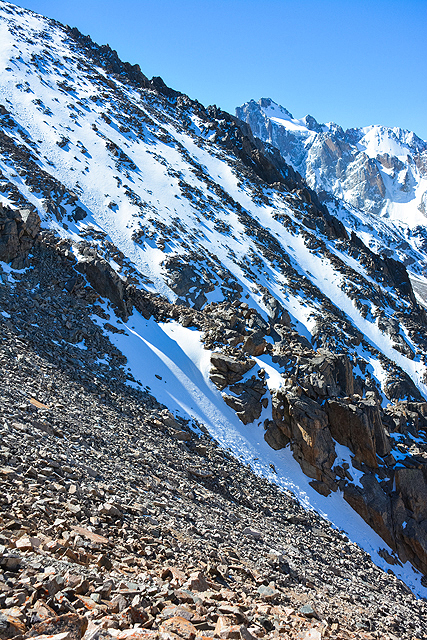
236,99,427,287
1,229,427,640
1,0,427,595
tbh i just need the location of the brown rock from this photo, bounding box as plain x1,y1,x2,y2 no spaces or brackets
242,331,267,356
395,468,427,522
30,633,73,640
0,614,27,640
289,394,336,475
33,601,57,620
159,616,196,640
71,526,109,545
327,398,391,467
118,607,149,627
168,567,187,586
24,614,88,640
210,353,255,388
343,475,394,549
263,420,289,450
171,431,192,442
186,571,210,592
213,617,241,639
110,631,158,640
15,536,35,551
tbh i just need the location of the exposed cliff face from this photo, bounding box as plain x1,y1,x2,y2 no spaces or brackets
236,99,427,278
2,0,427,590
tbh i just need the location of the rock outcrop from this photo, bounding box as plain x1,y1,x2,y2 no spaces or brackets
75,254,131,320
207,313,427,576
0,205,40,268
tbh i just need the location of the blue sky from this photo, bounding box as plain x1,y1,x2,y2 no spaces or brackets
16,0,427,140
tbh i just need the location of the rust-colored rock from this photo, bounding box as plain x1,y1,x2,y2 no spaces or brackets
0,614,27,639
289,394,336,476
159,617,196,640
327,399,387,467
214,617,241,639
24,614,88,640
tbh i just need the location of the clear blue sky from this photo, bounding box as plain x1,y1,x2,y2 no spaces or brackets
15,0,427,140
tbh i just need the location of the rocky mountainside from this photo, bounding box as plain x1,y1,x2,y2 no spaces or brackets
0,226,427,640
236,99,427,286
1,0,427,627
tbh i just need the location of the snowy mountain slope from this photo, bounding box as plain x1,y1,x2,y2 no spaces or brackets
236,98,427,281
2,1,427,587
0,1,425,401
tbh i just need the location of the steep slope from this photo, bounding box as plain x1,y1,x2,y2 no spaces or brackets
236,98,427,284
1,1,427,594
1,240,427,639
0,2,425,398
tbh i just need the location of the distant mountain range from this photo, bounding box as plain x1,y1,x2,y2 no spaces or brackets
237,98,427,287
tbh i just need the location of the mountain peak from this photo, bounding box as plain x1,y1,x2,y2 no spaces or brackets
237,97,427,230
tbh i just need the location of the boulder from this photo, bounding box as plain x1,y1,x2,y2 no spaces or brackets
75,255,131,320
0,614,26,639
288,393,336,476
327,398,390,467
242,330,267,356
24,614,88,640
263,420,290,450
223,375,266,424
0,204,40,267
210,352,255,389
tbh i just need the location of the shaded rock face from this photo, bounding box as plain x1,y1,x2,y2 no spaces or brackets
344,475,396,549
286,393,336,480
224,375,267,425
0,204,40,268
327,398,391,468
75,249,131,320
210,352,256,390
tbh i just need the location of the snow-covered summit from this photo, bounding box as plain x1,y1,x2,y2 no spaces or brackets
237,98,427,275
